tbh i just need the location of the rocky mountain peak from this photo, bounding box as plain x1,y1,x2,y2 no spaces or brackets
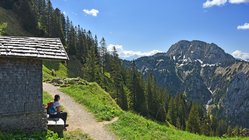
166,40,235,65
129,40,249,128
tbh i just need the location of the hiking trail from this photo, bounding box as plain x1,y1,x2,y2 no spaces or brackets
43,83,117,140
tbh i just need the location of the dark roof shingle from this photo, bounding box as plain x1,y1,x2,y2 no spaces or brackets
0,36,69,60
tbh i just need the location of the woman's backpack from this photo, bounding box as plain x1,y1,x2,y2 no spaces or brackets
47,102,55,114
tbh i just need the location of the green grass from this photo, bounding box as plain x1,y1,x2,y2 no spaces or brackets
60,83,249,140
64,130,92,140
60,83,122,121
0,130,92,140
109,112,249,140
0,130,62,140
43,61,68,81
43,91,53,105
43,65,55,82
42,57,86,82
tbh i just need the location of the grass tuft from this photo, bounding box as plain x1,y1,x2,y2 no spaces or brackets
64,129,92,140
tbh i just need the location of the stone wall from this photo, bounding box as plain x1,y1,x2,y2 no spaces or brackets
0,57,47,132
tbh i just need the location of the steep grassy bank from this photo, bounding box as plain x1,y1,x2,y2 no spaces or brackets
43,91,53,104
43,61,68,81
60,83,122,121
59,82,248,140
42,57,83,82
109,112,247,140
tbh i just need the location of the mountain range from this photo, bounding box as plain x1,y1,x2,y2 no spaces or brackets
126,40,249,128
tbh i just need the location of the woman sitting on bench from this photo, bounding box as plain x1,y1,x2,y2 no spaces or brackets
49,94,68,128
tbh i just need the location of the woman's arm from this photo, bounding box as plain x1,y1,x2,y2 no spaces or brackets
56,106,61,112
54,101,61,112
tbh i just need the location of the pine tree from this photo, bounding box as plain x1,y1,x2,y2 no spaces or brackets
99,37,108,73
176,117,182,129
51,8,65,43
46,0,54,36
210,115,218,136
166,97,176,125
82,43,100,82
215,119,227,137
109,47,128,110
65,16,70,43
37,0,48,36
129,61,147,115
155,88,166,122
175,94,187,129
0,23,7,35
14,0,38,34
0,0,16,9
200,116,212,136
147,72,155,117
186,104,201,133
67,23,77,55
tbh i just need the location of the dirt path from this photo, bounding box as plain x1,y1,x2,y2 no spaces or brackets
43,83,117,140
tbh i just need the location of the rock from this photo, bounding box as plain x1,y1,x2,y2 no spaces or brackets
166,40,235,66
63,77,88,85
51,78,64,85
64,77,81,84
223,72,249,127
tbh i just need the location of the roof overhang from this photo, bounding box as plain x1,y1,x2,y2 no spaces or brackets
0,36,69,60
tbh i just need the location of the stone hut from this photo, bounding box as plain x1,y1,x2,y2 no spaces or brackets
0,36,68,132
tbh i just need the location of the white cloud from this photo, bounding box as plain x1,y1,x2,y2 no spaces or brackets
203,0,227,8
203,0,249,8
107,44,162,59
237,23,249,30
232,50,249,61
229,0,249,4
83,9,99,17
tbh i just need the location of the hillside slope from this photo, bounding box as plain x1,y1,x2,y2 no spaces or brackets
0,7,30,36
57,80,248,140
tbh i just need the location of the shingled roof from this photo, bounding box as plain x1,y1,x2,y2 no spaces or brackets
0,36,69,60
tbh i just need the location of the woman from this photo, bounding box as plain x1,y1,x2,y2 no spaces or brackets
49,94,68,128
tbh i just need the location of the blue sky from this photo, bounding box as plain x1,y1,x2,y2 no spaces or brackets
51,0,249,60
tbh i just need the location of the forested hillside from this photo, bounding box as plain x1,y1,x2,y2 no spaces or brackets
0,0,248,138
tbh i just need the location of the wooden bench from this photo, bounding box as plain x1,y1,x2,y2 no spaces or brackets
47,114,64,136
